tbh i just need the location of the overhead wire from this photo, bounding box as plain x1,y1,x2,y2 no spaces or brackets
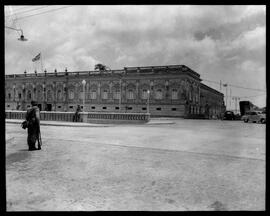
6,6,21,37
9,6,32,12
202,78,266,92
14,6,72,20
5,6,49,17
225,93,266,98
202,78,266,101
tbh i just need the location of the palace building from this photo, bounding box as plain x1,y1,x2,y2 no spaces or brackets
5,64,225,118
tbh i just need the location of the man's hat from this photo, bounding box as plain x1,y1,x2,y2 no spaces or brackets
31,100,38,106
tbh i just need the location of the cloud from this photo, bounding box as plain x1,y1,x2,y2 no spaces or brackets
5,5,266,106
231,26,265,51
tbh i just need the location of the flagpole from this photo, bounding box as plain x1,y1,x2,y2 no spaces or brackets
33,60,36,72
40,52,43,73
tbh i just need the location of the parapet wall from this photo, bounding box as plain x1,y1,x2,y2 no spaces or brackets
5,110,150,124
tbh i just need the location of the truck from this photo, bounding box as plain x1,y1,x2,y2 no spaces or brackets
239,101,255,116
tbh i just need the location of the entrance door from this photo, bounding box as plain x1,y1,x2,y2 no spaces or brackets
46,104,52,111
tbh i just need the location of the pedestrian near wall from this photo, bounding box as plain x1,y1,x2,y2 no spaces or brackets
25,100,41,151
73,105,82,122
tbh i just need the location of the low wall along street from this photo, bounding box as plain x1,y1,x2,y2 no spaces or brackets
5,110,150,124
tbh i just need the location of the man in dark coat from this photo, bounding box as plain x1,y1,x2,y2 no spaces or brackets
25,100,41,151
73,105,81,122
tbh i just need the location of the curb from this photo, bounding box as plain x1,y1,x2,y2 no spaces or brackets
6,120,175,127
5,120,110,128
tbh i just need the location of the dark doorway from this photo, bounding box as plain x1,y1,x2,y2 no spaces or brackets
38,104,42,111
46,104,52,111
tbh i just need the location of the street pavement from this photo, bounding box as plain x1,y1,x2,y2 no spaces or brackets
6,118,265,211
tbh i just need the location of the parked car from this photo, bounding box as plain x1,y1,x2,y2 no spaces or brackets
241,112,250,122
242,111,266,123
234,113,242,120
223,111,235,120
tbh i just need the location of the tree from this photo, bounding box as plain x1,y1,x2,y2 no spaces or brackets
94,63,108,71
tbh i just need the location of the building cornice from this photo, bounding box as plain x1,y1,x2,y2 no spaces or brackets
5,64,202,81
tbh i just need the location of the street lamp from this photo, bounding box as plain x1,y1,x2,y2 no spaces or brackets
82,79,86,111
147,89,150,114
5,26,28,41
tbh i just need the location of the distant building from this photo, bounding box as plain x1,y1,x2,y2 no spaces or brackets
5,64,225,118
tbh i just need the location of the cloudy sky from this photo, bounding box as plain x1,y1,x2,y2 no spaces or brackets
5,5,266,108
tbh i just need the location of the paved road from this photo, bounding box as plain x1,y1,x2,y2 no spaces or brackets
6,119,265,211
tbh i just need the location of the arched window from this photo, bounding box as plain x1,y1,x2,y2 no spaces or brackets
172,89,178,100
155,89,162,99
141,89,148,99
127,89,134,99
69,90,74,99
102,89,108,99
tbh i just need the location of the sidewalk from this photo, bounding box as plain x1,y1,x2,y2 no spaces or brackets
5,118,175,127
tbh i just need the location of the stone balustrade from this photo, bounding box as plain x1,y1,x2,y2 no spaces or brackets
5,110,150,124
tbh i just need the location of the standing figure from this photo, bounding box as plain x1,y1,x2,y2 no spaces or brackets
73,105,81,122
25,100,41,151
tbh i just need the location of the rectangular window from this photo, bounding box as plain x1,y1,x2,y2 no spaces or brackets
171,108,177,111
69,91,74,99
69,106,73,109
156,89,162,99
142,90,148,99
58,106,61,108
90,91,97,99
102,107,107,109
156,107,161,111
127,90,134,99
172,89,178,100
91,106,95,109
102,90,108,99
142,107,147,110
128,107,133,110
115,107,119,110
7,105,10,107
18,93,22,99
113,91,120,99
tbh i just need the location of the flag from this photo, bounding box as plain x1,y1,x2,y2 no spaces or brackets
32,53,41,62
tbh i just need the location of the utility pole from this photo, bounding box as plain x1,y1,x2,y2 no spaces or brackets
230,88,232,110
223,83,228,110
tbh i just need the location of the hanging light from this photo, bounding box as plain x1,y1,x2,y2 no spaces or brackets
18,33,28,41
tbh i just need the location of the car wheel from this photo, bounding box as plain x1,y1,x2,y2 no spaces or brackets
261,119,265,124
244,119,248,123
